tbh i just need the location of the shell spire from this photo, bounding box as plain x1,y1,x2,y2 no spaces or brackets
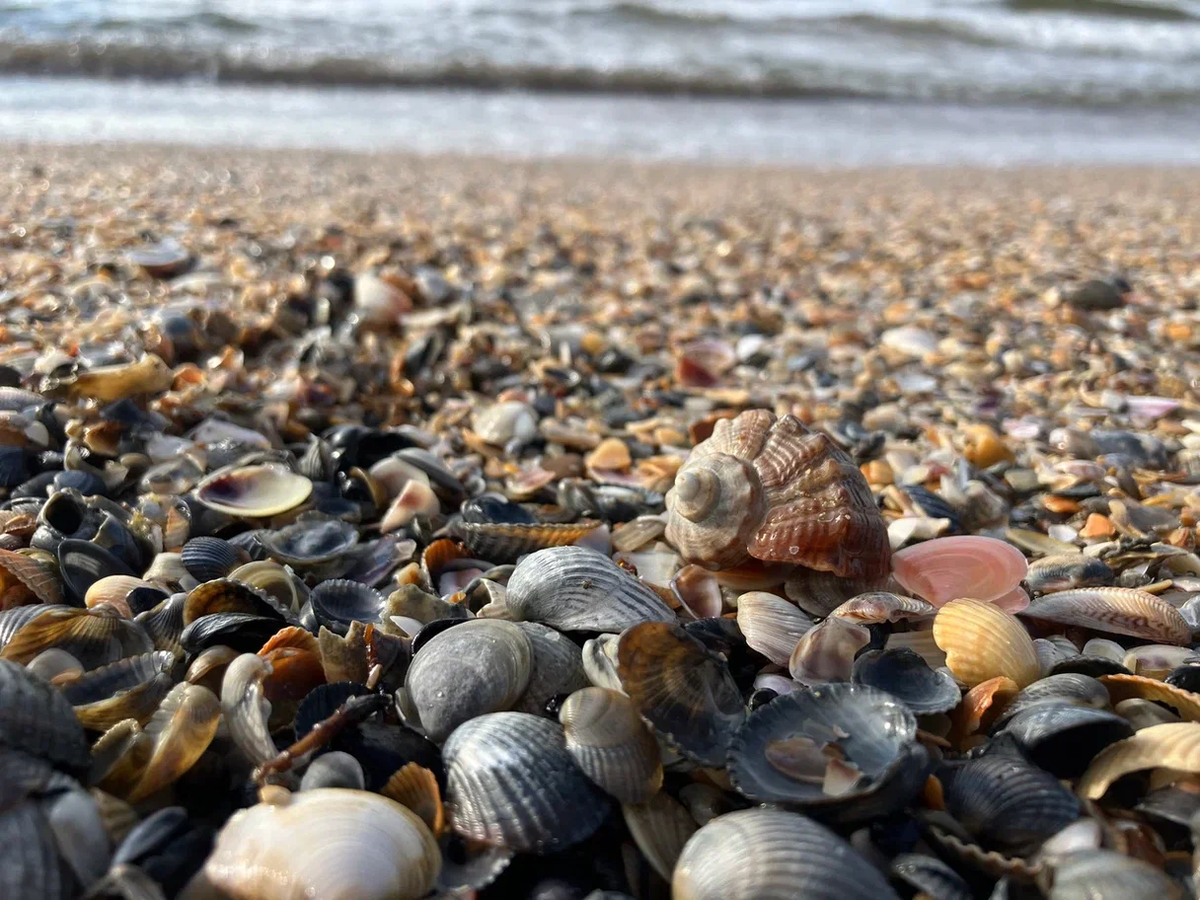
665,410,890,580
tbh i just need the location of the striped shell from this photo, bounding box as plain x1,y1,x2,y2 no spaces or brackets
0,658,90,772
933,599,1040,689
735,591,813,666
1022,588,1191,645
559,687,662,803
448,521,603,564
1078,722,1200,799
665,410,890,579
1100,674,1200,721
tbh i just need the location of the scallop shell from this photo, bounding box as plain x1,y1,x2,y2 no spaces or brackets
448,520,603,564
195,464,313,518
1099,673,1200,721
621,791,697,882
405,619,532,742
852,648,961,715
933,598,1040,688
892,536,1028,611
617,621,744,766
442,711,608,853
513,622,589,716
135,594,187,653
672,808,902,900
559,687,662,803
665,410,890,579
1077,722,1200,799
61,649,177,730
0,658,90,773
0,547,63,606
381,762,444,837
505,546,674,633
204,787,440,900
1022,588,1191,645
735,591,813,666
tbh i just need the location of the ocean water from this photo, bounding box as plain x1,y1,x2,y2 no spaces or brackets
1,0,1198,163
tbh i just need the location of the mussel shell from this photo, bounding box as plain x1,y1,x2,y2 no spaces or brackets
1002,704,1134,779
180,537,250,582
309,579,385,635
180,612,281,654
672,808,902,900
442,711,609,853
449,520,603,564
194,464,313,518
58,539,136,606
0,658,90,773
852,648,961,715
262,519,359,566
617,621,744,767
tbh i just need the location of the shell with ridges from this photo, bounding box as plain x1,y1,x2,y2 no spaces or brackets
220,653,277,767
381,762,444,837
559,687,662,803
1077,722,1200,799
0,547,63,606
621,791,697,882
0,658,90,772
448,520,604,564
0,607,153,669
933,598,1040,688
852,648,961,715
513,622,589,715
1022,588,1191,645
125,681,220,802
61,650,177,730
735,591,813,666
1099,674,1200,721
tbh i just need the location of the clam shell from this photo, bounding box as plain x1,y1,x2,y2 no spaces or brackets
830,591,935,624
852,648,961,715
0,547,63,606
228,560,306,614
299,751,365,791
381,762,444,837
513,622,589,715
180,537,250,582
1003,704,1133,779
84,575,153,615
62,650,177,730
617,621,744,766
1077,722,1200,800
0,607,153,670
195,464,313,518
0,658,90,772
449,520,603,564
789,615,871,684
933,598,1040,688
1022,588,1191,645
621,791,696,882
1100,673,1200,721
405,619,532,741
220,653,277,767
309,579,385,635
204,787,440,900
183,578,288,625
559,687,662,803
735,591,813,666
672,808,902,900
665,410,890,579
1046,849,1181,900
506,546,674,633
1025,554,1114,594
0,795,70,900
892,536,1028,609
990,673,1109,730
442,711,608,853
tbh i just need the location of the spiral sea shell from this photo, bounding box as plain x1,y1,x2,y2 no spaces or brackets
664,410,889,579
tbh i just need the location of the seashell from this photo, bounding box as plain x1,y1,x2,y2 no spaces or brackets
180,612,281,654
64,354,174,402
379,480,441,534
735,591,813,665
318,623,370,685
672,807,902,900
84,575,153,615
472,401,538,448
1100,673,1200,721
617,621,744,766
26,647,83,684
581,634,622,691
892,535,1028,611
300,751,366,791
0,658,90,773
885,627,947,669
460,495,537,526
1116,698,1182,730
381,763,444,837
0,547,63,606
308,579,385,635
195,465,313,518
506,546,674,633
442,711,608,852
405,619,532,742
621,791,697,882
559,687,662,803
1077,722,1200,800
665,410,889,579
228,560,305,614
852,648,961,715
933,598,1040,688
180,537,250,582
727,682,924,824
830,591,935,624
142,551,190,590
1044,849,1181,900
135,594,186,652
58,538,136,606
784,566,888,618
1123,644,1195,679
449,520,603,564
262,519,359,568
204,787,440,900
513,622,589,715
1003,704,1133,779
183,578,288,625
368,455,430,501
62,650,177,730
186,645,240,694
0,607,152,669
950,676,1019,746
789,615,871,684
1022,588,1191,645
0,794,72,900
220,653,277,767
889,854,973,900
991,672,1110,730
1025,554,1114,595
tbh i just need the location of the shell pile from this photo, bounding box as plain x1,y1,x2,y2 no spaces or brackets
4,151,1200,899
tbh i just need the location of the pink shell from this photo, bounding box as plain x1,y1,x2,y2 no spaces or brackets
892,536,1028,609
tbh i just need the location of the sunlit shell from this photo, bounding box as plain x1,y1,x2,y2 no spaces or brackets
830,592,935,624
735,591,813,665
450,520,603,564
472,401,538,448
64,354,174,402
84,575,153,615
0,547,63,606
381,763,444,837
229,560,306,614
62,650,177,730
181,536,251,582
950,676,1019,747
1022,588,1191,645
1047,850,1181,900
183,578,288,625
788,615,871,684
885,628,947,670
933,599,1040,688
1024,554,1114,594
665,410,890,578
1100,674,1200,721
617,621,744,766
622,791,697,882
204,787,440,900
220,653,277,767
559,687,662,804
0,607,153,670
308,579,385,635
186,644,240,693
379,481,441,534
892,536,1028,610
1078,722,1200,800
672,808,902,900
195,465,313,518
1123,644,1195,679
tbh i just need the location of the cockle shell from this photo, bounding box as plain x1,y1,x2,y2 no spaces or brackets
203,787,440,900
559,687,662,803
1022,588,1191,645
735,591,813,666
622,791,697,882
933,598,1040,688
664,410,889,579
1078,722,1200,800
892,536,1029,612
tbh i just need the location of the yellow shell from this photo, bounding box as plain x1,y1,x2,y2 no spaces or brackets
1078,722,1200,799
1100,674,1200,722
932,598,1039,689
665,410,889,579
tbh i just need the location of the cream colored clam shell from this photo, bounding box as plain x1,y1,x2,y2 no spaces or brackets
735,592,813,666
1078,722,1200,799
932,598,1039,688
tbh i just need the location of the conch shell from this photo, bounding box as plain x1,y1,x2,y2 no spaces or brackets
665,410,889,579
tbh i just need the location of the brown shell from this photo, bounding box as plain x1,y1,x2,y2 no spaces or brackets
665,410,889,579
933,599,1040,689
1022,588,1191,645
382,763,445,837
0,548,63,606
1100,674,1200,721
1078,722,1200,799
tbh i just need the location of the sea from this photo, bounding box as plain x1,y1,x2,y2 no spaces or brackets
1,0,1199,165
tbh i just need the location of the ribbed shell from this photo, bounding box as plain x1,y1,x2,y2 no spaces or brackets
448,521,602,564
220,653,278,767
617,621,744,766
181,537,250,582
381,763,444,837
990,673,1109,730
621,791,696,881
0,798,69,900
735,591,813,666
1048,849,1181,900
135,595,186,653
62,650,177,730
405,619,532,742
513,622,589,716
0,608,153,670
0,547,63,605
1077,722,1200,799
560,687,662,803
1023,588,1191,645
0,659,90,773
1025,554,1114,594
505,546,674,633
204,788,440,900
852,648,962,715
183,578,288,625
126,682,221,802
1100,673,1200,721
1003,705,1133,779
665,411,890,579
672,808,902,900
933,599,1040,688
442,711,608,853
0,604,61,649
